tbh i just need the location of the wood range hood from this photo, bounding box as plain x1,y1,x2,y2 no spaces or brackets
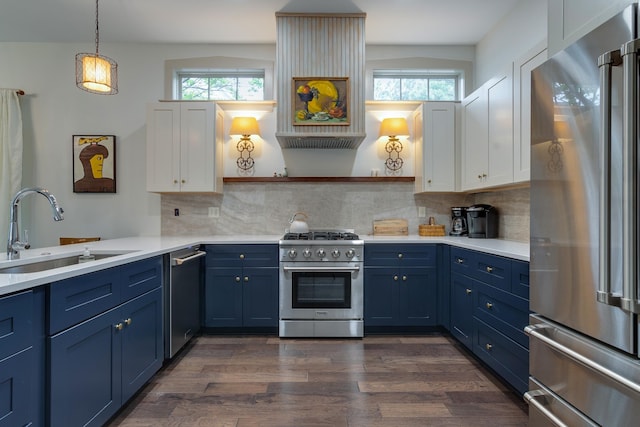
275,12,366,149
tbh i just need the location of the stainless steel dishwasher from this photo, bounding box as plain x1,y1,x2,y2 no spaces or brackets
165,245,205,359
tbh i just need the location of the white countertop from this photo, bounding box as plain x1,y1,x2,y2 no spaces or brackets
0,234,529,297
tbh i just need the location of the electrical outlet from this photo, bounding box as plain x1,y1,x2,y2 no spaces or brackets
418,206,426,218
174,208,179,216
208,207,220,218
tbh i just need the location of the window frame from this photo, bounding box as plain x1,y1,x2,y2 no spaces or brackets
178,70,266,101
164,56,274,100
372,70,461,101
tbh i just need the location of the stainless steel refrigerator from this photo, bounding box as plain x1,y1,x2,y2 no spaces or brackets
528,4,640,425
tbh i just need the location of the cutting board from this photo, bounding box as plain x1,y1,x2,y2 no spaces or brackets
373,219,409,236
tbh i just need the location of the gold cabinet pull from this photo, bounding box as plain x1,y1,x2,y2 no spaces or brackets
456,258,464,264
393,275,399,281
465,288,472,294
235,276,241,282
485,343,493,351
244,276,249,282
239,254,245,260
398,253,403,259
486,302,493,309
124,318,132,326
114,323,124,331
486,266,493,273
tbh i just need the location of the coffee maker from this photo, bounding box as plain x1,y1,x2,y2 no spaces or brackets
467,204,498,238
449,207,468,236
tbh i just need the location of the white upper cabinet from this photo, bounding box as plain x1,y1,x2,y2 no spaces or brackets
548,0,636,56
461,65,514,191
413,102,457,193
146,102,224,193
513,42,548,183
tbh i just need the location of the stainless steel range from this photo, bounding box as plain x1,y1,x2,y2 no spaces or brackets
279,230,364,338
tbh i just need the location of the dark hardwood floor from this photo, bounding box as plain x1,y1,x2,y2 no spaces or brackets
107,334,528,426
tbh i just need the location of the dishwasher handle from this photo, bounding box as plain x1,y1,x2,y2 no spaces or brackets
172,250,206,266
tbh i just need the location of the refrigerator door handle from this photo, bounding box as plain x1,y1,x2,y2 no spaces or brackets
526,324,640,395
620,39,640,314
597,49,622,308
524,389,569,427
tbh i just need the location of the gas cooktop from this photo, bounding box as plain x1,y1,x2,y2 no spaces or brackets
282,231,360,241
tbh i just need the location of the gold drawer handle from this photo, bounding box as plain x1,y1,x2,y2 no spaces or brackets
114,323,124,331
465,288,472,294
239,254,245,259
485,343,493,351
486,302,493,309
393,275,399,281
402,275,407,281
398,253,403,259
124,318,132,326
486,266,493,273
244,276,249,282
456,258,464,264
235,276,241,282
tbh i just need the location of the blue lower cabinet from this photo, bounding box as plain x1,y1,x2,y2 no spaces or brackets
0,348,33,427
450,273,474,349
364,267,437,327
242,268,279,327
0,288,44,427
49,288,162,427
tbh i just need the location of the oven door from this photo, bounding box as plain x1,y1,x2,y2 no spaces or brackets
279,263,363,320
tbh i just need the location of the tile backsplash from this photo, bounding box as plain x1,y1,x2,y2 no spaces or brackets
161,182,530,242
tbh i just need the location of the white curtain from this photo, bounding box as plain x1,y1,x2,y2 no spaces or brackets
0,89,23,244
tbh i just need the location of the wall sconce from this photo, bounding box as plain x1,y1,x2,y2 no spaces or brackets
379,117,409,172
75,0,118,95
230,117,260,172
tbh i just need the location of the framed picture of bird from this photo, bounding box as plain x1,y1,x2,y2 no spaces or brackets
72,135,116,193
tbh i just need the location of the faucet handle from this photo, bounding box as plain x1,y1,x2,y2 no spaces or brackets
23,230,30,250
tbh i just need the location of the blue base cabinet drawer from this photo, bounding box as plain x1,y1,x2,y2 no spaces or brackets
0,290,33,360
473,281,529,348
474,318,529,395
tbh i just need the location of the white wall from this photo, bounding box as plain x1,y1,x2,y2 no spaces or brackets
474,0,547,88
0,41,475,248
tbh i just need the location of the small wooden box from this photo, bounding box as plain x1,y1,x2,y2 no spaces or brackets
418,224,445,236
373,219,409,236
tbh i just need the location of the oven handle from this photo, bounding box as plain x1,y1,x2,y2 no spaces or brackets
283,266,360,272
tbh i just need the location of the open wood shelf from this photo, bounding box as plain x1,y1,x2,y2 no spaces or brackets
223,176,415,183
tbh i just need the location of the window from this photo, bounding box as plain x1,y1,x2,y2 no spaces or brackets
179,70,265,101
373,71,459,101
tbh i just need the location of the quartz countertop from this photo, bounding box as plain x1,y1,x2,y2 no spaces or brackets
0,234,528,297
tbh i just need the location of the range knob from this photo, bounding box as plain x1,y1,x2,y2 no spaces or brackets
303,248,312,258
345,249,356,259
288,249,297,259
331,249,341,258
316,248,326,258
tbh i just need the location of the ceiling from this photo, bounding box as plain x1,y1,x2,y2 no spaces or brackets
0,0,522,45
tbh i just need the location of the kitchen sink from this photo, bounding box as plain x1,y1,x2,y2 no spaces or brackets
0,251,136,274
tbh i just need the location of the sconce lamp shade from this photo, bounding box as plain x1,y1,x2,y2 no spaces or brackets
230,117,261,136
76,53,118,94
379,117,409,138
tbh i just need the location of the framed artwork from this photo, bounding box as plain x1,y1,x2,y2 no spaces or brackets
293,77,349,126
72,135,116,193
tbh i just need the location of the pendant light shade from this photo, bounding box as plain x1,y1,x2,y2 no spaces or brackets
76,0,118,95
76,53,117,94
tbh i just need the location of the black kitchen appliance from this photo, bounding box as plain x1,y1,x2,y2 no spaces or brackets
466,204,498,238
449,207,468,236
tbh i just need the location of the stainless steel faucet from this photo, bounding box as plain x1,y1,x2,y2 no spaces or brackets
6,187,64,259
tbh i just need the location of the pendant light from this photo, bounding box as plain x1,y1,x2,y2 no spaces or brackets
75,0,118,95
